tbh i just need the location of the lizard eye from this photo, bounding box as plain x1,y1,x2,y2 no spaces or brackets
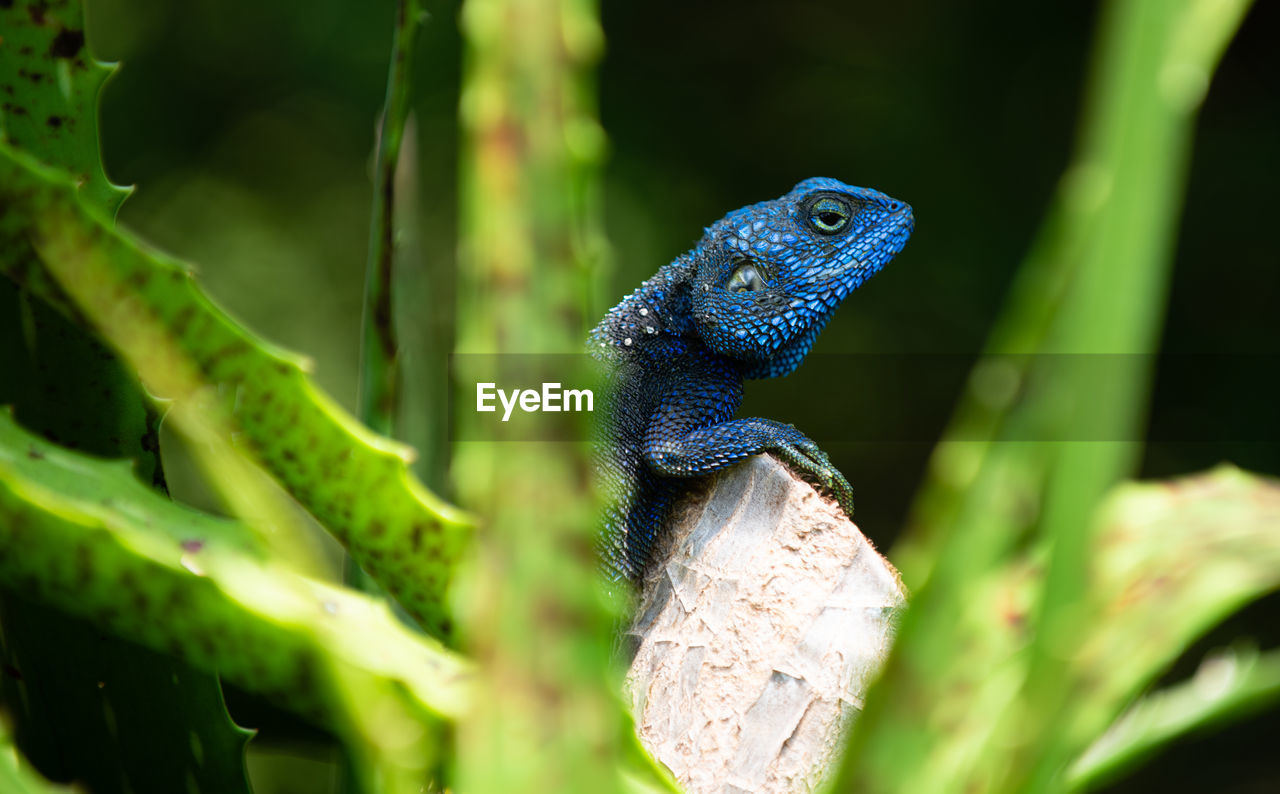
805,196,852,234
726,261,767,293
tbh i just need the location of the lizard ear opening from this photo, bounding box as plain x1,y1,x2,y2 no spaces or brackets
726,260,768,292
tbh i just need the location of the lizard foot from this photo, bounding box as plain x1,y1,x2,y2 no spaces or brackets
771,442,855,519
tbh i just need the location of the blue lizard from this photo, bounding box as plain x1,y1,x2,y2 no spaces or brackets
591,177,914,581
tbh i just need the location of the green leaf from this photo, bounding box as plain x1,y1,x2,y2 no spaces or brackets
0,5,257,790
0,596,256,794
1055,467,1280,769
2,4,256,784
0,718,73,794
0,409,473,792
4,2,462,790
828,465,1280,794
0,142,473,638
1,276,255,794
1069,645,1280,791
0,0,129,215
835,2,1257,792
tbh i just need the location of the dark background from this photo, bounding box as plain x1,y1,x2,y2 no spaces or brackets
86,0,1278,790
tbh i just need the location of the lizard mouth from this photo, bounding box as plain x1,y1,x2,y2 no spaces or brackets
894,203,916,233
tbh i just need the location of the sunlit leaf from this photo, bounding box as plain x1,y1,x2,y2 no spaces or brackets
1059,467,1280,766
0,409,472,792
0,142,473,638
1070,645,1280,791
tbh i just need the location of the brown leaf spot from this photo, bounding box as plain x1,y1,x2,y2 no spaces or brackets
410,522,425,551
49,28,84,60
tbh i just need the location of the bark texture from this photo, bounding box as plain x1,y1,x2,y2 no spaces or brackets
626,455,906,794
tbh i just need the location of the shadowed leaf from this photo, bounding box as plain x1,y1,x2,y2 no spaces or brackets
0,718,73,794
0,0,129,215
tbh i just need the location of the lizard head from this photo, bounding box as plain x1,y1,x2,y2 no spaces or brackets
690,177,913,363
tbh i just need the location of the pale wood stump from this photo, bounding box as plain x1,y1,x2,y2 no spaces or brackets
625,455,906,794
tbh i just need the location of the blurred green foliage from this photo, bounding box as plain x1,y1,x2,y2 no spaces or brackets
449,0,631,790
1,2,253,790
1,0,1278,793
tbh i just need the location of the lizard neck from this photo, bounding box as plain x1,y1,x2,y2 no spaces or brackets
590,254,697,362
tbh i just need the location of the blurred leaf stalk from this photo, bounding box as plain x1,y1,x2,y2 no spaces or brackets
451,0,639,791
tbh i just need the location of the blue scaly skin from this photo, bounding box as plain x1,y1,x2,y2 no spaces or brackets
591,178,914,581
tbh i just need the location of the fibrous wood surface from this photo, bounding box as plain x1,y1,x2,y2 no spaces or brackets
626,455,906,794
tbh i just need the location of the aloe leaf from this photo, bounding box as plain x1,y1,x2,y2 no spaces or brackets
1052,467,1280,775
0,409,472,716
1018,6,1255,787
2,2,465,789
0,142,473,637
0,596,256,794
0,4,262,788
826,465,1280,794
0,0,128,215
0,719,73,794
1069,645,1280,791
833,2,1256,792
0,409,473,790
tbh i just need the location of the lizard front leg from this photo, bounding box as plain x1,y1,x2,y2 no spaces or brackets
643,396,855,518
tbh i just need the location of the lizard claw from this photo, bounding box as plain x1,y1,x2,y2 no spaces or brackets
772,442,855,519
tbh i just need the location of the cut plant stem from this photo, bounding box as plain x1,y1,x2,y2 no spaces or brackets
358,0,424,439
351,0,424,597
